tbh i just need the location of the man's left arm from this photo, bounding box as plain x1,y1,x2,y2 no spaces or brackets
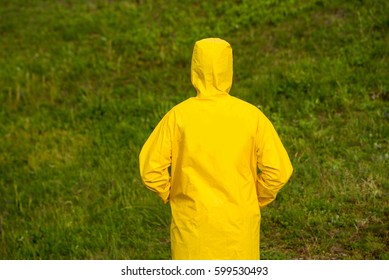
139,111,174,203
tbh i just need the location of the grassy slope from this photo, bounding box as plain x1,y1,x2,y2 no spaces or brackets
0,0,388,259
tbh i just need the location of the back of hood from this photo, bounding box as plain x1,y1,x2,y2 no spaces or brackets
191,38,233,98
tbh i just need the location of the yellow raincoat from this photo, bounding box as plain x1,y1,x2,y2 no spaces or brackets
139,38,293,260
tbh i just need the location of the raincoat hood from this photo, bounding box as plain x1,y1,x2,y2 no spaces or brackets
191,38,233,97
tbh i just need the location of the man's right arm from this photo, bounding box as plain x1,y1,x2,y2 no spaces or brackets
256,113,293,207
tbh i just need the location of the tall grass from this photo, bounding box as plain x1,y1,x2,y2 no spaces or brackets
0,0,388,259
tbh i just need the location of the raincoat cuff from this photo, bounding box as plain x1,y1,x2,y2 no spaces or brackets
158,190,170,204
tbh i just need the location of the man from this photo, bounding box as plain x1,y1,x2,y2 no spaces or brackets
139,38,293,260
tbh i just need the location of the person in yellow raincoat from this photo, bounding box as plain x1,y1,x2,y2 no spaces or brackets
139,38,293,260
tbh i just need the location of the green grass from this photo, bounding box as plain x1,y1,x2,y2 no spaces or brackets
0,0,388,260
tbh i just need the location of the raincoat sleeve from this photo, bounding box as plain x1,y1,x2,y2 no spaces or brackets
256,113,293,208
139,111,175,203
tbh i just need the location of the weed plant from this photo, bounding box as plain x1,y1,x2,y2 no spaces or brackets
0,0,388,259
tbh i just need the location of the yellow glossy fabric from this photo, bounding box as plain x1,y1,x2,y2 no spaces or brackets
139,38,293,260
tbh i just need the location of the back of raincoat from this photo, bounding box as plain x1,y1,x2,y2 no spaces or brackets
139,38,293,260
